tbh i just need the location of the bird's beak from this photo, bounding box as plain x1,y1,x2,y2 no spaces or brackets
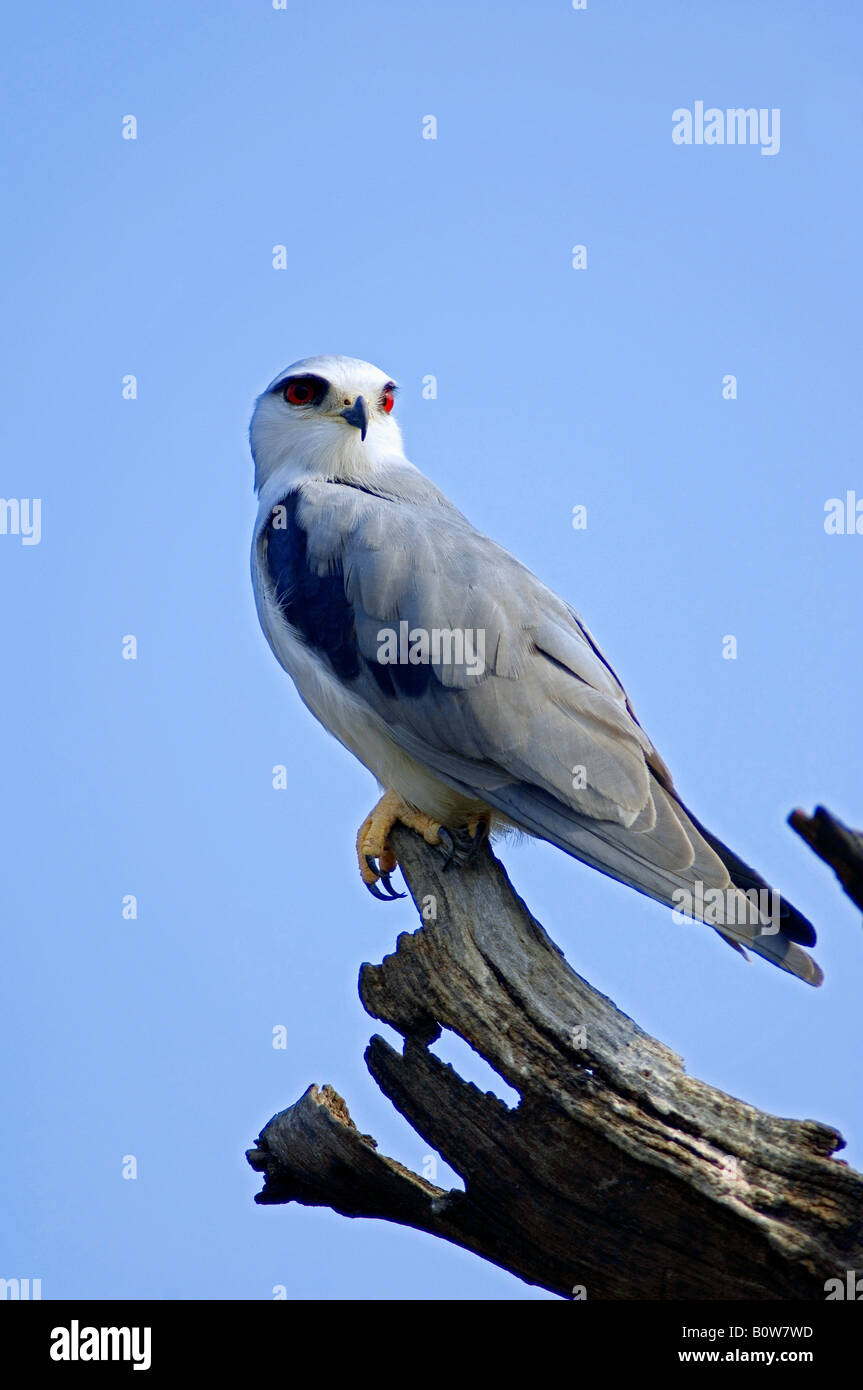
339,395,369,442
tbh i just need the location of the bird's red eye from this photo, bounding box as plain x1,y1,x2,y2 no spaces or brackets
284,378,319,406
381,386,395,414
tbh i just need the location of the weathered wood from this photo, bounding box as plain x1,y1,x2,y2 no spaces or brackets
789,805,863,914
248,825,863,1299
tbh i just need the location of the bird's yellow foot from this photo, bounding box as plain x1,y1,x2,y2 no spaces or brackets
466,814,490,843
357,790,443,901
438,815,491,870
357,792,490,901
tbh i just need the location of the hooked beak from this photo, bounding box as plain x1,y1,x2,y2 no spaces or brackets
339,395,369,442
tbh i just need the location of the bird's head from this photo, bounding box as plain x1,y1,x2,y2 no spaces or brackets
249,355,406,492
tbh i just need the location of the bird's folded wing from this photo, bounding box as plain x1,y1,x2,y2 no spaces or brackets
291,482,710,862
269,480,822,982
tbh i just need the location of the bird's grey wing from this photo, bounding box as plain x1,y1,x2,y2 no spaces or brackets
273,480,820,984
291,479,653,803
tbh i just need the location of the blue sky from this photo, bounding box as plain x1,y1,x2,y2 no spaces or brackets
1,1,861,1300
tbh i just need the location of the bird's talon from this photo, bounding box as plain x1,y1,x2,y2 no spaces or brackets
362,853,404,900
437,826,456,870
366,878,395,902
467,816,490,853
379,872,406,900
435,820,488,870
357,791,487,900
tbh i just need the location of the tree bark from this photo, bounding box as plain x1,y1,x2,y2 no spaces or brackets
247,825,863,1300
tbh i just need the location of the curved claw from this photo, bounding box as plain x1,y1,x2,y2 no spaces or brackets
364,855,405,901
365,878,396,901
469,818,490,853
437,826,456,871
379,872,406,900
436,821,489,872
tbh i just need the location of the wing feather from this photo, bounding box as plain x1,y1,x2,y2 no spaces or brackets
279,477,820,983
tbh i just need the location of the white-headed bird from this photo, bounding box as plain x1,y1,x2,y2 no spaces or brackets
250,355,821,985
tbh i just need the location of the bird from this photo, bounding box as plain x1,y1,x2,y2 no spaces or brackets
249,354,822,986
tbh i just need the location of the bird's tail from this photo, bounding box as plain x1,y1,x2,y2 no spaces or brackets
485,780,823,986
711,914,823,986
674,805,823,986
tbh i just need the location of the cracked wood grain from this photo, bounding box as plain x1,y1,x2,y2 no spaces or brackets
247,825,863,1299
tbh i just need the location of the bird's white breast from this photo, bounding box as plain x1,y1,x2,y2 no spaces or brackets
250,511,488,824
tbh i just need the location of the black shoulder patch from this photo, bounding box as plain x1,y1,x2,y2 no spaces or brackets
368,654,434,698
265,491,442,699
265,493,361,682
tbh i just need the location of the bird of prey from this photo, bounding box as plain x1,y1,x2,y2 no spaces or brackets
250,355,822,986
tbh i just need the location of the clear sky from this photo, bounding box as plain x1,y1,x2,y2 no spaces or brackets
1,1,861,1301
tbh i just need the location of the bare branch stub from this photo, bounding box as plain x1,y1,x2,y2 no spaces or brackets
248,825,863,1299
789,805,863,914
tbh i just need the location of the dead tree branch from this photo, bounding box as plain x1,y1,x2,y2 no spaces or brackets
789,806,863,914
247,826,863,1299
